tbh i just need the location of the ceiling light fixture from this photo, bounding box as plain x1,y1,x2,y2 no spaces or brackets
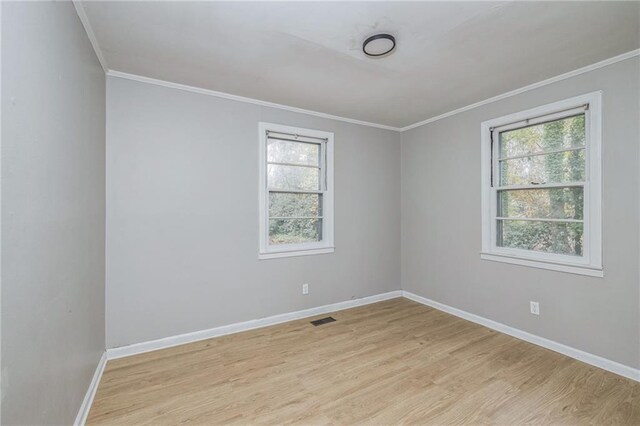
362,34,396,57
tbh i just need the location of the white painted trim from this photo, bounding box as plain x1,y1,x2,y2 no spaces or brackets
106,291,402,360
104,50,639,133
480,91,603,276
400,49,640,132
72,1,108,73
74,352,107,426
480,253,604,278
258,122,335,259
258,247,335,260
107,70,401,132
402,291,640,383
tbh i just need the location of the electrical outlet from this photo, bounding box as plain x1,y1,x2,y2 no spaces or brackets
530,301,540,316
302,283,309,295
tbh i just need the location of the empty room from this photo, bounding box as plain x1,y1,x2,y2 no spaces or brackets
2,1,640,424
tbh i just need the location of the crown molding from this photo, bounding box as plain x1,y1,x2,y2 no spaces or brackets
106,70,403,132
72,0,108,73
400,49,640,132
109,48,639,134
75,0,638,136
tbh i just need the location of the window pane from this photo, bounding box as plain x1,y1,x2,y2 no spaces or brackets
269,193,322,218
269,218,322,245
499,114,585,158
267,139,320,166
498,220,583,256
498,187,583,220
499,149,585,186
268,164,320,190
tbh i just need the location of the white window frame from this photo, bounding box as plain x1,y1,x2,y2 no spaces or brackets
480,92,603,277
258,122,334,260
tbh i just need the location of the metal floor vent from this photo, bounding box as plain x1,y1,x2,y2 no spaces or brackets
310,316,336,326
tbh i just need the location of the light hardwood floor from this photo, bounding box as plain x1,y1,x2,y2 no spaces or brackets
88,298,640,425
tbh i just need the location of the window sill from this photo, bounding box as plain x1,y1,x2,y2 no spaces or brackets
480,252,603,277
259,246,335,260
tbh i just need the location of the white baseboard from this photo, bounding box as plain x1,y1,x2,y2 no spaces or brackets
106,290,403,360
74,351,107,426
104,288,639,383
402,290,640,383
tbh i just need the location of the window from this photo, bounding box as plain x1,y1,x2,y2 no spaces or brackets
481,92,602,277
258,122,334,259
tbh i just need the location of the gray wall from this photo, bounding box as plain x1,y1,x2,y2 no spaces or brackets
401,57,640,368
106,76,401,348
1,2,106,424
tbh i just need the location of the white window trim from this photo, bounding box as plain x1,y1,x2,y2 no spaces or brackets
480,91,603,277
258,122,335,260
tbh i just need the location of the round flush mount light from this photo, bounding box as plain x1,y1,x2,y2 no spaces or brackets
362,34,396,57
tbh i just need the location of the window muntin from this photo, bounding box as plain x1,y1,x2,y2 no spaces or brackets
481,92,602,276
259,123,334,259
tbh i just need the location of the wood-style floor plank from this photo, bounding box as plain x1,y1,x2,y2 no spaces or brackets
88,298,640,425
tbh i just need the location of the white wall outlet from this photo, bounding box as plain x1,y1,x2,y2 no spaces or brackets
530,301,540,315
302,283,309,295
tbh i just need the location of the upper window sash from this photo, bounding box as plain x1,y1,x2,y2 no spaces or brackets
490,107,588,190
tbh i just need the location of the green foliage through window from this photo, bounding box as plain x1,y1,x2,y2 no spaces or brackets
497,114,585,256
267,137,324,245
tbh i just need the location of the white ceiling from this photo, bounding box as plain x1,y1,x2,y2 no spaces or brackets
82,1,640,128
